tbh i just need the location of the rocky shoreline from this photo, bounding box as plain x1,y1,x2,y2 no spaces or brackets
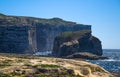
65,52,108,60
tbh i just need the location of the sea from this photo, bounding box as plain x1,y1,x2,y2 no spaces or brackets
87,49,120,72
34,49,120,72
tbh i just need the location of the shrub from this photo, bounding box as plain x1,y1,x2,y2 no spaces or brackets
0,72,11,77
40,64,61,68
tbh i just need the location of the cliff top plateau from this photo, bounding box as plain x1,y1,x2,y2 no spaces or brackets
0,13,90,27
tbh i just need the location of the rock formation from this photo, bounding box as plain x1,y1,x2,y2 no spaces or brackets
0,13,91,54
53,30,103,57
66,52,108,60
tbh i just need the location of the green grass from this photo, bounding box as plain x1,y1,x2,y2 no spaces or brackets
32,64,61,68
0,14,53,26
16,59,25,63
24,63,32,67
24,63,61,68
0,13,6,18
0,13,86,27
57,30,91,39
40,64,61,68
0,59,12,68
0,72,11,77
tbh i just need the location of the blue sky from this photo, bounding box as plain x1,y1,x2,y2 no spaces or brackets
0,0,120,49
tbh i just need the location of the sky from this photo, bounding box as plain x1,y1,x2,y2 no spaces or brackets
0,0,120,49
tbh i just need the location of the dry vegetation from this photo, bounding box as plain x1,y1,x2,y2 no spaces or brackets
0,53,114,77
0,13,78,26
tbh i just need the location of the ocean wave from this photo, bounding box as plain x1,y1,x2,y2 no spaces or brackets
87,50,120,72
99,59,120,62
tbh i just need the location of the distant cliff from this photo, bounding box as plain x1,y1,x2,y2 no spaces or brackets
52,30,102,56
0,13,91,54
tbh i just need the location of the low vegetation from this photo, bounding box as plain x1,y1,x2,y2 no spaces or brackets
40,64,61,68
0,53,114,77
0,13,79,26
0,72,11,77
0,59,12,68
0,54,82,77
56,30,91,39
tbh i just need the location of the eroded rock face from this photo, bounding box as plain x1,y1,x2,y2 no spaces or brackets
35,24,90,52
0,14,91,54
0,26,30,53
53,30,103,57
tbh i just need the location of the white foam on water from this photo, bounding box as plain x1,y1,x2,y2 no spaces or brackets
99,59,120,62
34,51,52,56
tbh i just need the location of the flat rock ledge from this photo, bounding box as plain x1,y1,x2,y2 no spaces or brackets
65,52,108,60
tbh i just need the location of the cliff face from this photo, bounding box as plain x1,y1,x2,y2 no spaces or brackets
35,23,91,52
0,26,29,53
0,14,91,54
53,30,102,56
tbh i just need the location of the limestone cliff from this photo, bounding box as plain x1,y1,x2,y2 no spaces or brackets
0,26,30,53
53,30,102,57
0,13,91,54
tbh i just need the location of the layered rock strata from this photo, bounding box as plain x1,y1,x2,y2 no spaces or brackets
0,14,91,54
53,30,102,57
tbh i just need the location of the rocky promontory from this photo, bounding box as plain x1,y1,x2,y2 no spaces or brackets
53,30,103,57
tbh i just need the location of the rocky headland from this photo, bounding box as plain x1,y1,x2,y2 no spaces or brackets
52,30,104,59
